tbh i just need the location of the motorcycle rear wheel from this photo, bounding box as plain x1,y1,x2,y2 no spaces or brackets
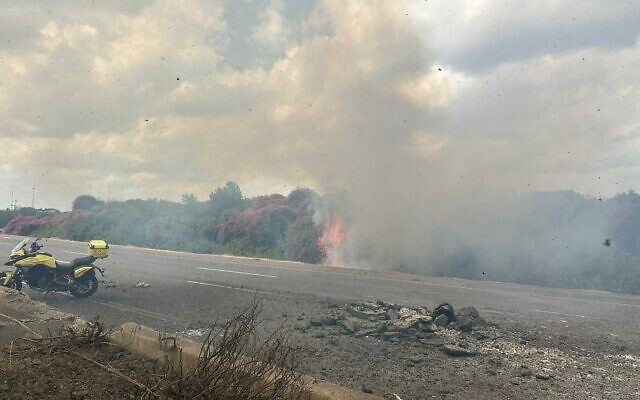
0,271,22,291
69,275,98,298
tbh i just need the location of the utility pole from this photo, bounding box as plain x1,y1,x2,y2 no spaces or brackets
10,186,14,210
32,187,35,208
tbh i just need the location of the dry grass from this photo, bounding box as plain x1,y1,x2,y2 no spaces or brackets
1,304,306,400
163,301,307,400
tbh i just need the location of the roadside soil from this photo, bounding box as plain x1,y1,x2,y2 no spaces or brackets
35,284,640,400
284,299,640,400
0,338,159,400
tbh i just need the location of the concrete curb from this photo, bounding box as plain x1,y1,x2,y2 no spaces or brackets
32,234,307,267
112,322,383,400
0,288,382,400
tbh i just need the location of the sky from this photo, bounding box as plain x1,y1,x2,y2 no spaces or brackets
0,0,639,211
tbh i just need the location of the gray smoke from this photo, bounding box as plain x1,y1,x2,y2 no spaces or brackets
295,2,620,283
1,0,638,286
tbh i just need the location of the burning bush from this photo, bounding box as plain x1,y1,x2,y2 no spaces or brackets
213,191,327,261
287,188,316,212
284,215,325,264
317,212,347,266
218,200,296,256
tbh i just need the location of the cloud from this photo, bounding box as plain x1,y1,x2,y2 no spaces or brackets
410,0,640,71
0,0,226,142
0,0,638,276
252,0,292,51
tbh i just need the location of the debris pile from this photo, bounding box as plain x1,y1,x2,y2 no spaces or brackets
299,301,486,343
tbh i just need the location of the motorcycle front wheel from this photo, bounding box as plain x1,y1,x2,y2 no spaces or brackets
0,271,22,291
70,275,98,298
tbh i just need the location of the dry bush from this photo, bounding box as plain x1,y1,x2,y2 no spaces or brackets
1,307,305,399
164,302,307,400
62,318,109,347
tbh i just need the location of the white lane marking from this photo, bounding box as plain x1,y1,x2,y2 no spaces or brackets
0,242,14,245
532,309,597,320
187,280,281,296
478,309,513,316
71,248,640,309
105,242,305,266
209,260,298,271
3,236,12,239
300,270,640,310
38,237,640,311
90,245,640,310
108,248,300,272
64,250,86,255
197,267,277,278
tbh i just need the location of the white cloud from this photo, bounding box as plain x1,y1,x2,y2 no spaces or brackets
0,0,638,217
252,0,292,51
2,0,640,273
410,0,640,70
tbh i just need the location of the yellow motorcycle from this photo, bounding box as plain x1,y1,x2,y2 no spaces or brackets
1,238,108,298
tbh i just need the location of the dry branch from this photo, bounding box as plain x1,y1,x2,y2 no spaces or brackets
0,312,42,338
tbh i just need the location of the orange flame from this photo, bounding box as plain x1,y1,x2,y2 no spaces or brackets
319,213,346,266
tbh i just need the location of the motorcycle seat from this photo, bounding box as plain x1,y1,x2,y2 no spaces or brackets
56,257,94,271
55,260,75,271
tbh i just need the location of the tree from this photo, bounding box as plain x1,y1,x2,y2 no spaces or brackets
284,215,325,263
181,193,198,207
208,181,246,217
287,187,316,211
72,195,103,211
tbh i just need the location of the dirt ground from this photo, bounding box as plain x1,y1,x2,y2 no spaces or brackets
3,321,638,400
281,299,640,400
0,339,158,400
25,287,640,400
169,296,640,399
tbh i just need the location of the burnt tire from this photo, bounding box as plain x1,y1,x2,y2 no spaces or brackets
0,271,22,291
70,274,98,298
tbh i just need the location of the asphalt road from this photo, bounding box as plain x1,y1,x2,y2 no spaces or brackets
1,234,639,348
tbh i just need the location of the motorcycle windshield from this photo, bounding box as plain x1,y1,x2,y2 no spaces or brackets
11,238,30,254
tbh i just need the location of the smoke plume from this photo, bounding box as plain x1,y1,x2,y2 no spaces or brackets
1,0,639,284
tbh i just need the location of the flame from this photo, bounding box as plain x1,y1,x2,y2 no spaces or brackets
319,212,347,266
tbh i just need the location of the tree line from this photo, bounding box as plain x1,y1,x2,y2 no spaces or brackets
2,182,325,264
3,186,640,295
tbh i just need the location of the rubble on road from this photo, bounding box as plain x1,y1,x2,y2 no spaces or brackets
441,344,477,357
513,364,533,377
301,300,487,346
180,328,208,337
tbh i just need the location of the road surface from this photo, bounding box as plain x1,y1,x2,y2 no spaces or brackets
1,234,639,347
